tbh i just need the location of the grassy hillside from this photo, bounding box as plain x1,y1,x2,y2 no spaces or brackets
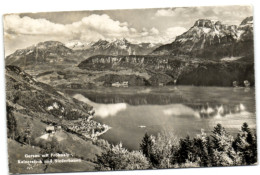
6,65,108,174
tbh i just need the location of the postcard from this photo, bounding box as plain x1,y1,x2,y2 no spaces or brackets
3,5,257,174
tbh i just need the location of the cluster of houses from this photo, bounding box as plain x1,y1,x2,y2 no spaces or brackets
112,81,128,87
111,80,178,87
67,119,110,139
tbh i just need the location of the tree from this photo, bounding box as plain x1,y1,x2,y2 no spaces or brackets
124,151,150,170
174,136,194,165
233,123,257,165
96,143,149,171
140,133,155,165
24,121,32,145
192,129,212,167
211,124,241,166
6,104,17,140
140,132,177,168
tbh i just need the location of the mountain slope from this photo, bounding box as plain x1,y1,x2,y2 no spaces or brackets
5,41,80,69
5,65,93,120
152,16,254,59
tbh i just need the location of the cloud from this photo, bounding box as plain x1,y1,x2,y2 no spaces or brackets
155,8,192,17
77,14,130,34
155,8,175,17
165,27,187,37
4,14,136,41
4,14,146,54
150,27,159,35
4,14,171,54
155,6,252,25
4,15,66,35
130,26,186,44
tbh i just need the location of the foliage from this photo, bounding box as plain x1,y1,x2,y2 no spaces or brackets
233,123,257,165
93,139,111,150
97,123,257,170
173,129,212,167
140,132,177,168
211,124,241,166
96,142,149,171
139,123,257,169
6,103,17,139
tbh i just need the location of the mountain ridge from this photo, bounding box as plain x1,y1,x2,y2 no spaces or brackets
152,16,254,59
70,38,161,57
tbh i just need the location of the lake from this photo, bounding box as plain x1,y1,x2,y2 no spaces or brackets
66,86,256,150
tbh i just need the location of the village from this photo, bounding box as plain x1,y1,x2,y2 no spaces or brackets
67,118,110,139
40,107,110,141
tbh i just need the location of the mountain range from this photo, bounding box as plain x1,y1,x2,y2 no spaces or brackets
5,39,161,69
152,16,254,59
4,16,254,87
67,38,160,56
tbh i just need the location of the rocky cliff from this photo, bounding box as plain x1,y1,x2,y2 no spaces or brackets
78,55,254,87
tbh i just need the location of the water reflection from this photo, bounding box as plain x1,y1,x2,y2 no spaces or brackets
74,93,252,120
68,86,256,150
73,94,127,118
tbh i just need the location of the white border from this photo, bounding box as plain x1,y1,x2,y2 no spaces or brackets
0,0,259,175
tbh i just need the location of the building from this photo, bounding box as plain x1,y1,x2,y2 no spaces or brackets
244,80,250,87
159,83,164,86
45,126,55,133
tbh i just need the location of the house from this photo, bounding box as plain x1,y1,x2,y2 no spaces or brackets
67,83,82,89
159,83,164,86
244,80,250,87
45,126,55,133
122,81,128,87
112,82,121,87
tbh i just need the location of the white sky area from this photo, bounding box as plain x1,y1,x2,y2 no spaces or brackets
3,6,253,55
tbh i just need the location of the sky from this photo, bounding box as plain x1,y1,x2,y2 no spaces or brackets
3,5,253,55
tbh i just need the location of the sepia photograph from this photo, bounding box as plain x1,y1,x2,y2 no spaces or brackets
2,3,257,174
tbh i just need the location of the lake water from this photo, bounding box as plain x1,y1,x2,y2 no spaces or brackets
66,86,256,150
